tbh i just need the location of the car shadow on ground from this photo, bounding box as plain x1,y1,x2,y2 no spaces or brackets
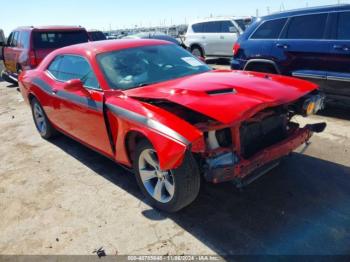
50,136,350,255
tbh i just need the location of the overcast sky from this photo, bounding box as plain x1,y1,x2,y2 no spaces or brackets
1,0,349,35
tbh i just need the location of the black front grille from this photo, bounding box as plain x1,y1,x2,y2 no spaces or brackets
240,114,287,159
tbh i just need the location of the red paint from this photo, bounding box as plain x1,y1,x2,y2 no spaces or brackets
19,40,320,181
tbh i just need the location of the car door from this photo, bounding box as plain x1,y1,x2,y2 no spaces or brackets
46,55,113,156
325,10,350,101
218,20,240,56
3,31,19,73
200,21,222,56
246,17,288,64
275,13,331,86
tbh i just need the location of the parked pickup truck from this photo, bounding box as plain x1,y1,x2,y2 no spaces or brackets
0,26,89,85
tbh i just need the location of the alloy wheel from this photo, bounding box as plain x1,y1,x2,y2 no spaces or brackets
33,103,47,135
138,149,175,203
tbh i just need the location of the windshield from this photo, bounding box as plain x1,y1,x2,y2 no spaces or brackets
97,44,211,90
33,31,89,49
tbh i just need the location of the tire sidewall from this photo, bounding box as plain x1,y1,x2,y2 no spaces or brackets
30,98,51,139
191,46,203,57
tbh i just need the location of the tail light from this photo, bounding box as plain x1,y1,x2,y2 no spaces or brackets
233,42,240,56
29,50,37,68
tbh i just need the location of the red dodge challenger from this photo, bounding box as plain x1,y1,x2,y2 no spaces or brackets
19,39,326,212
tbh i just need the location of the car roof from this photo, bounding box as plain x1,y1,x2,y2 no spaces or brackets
55,39,171,56
262,4,350,20
14,25,86,31
190,16,251,24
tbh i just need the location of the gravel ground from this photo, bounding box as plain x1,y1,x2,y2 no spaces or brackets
0,65,350,256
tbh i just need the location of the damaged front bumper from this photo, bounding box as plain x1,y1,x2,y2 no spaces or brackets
203,122,326,185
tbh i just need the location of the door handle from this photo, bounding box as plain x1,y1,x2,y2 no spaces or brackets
220,36,224,39
201,36,206,39
276,43,289,49
52,88,58,94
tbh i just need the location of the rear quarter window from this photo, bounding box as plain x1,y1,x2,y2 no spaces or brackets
33,30,89,49
337,11,350,40
285,13,328,39
251,18,287,39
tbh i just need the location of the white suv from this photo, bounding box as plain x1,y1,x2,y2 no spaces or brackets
185,17,252,57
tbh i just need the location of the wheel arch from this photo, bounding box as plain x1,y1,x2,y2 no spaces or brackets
243,59,281,74
119,126,188,171
124,130,150,166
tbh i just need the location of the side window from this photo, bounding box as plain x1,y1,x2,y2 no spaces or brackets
57,55,99,89
19,31,30,48
337,11,350,40
7,32,13,46
221,21,236,33
192,23,204,33
12,32,19,47
47,56,63,79
204,22,222,33
285,14,327,39
251,18,287,39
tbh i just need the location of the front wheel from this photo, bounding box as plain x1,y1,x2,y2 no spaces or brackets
1,70,18,85
133,140,200,212
30,98,57,139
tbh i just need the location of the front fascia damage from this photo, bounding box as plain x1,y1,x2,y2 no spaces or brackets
195,91,326,185
104,92,205,170
106,89,326,185
137,90,326,185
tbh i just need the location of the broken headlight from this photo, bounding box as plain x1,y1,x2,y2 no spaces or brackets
302,94,325,116
206,128,232,150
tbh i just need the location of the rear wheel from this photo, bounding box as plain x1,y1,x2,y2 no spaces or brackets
191,46,204,58
30,98,57,139
133,140,200,212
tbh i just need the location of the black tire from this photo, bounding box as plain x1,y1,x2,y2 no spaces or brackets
30,98,57,139
1,70,18,85
191,46,204,58
133,140,200,212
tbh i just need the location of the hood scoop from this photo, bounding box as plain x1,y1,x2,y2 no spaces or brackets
206,88,236,96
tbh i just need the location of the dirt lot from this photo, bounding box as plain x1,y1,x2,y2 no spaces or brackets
0,63,350,255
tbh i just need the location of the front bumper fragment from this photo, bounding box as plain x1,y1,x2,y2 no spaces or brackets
204,123,326,184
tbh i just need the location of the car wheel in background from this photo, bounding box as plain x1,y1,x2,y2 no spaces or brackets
1,70,18,85
191,45,204,58
133,140,200,212
30,98,57,139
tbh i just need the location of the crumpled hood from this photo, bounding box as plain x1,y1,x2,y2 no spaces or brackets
125,70,318,124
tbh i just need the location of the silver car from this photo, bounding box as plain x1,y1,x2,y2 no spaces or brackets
185,17,253,57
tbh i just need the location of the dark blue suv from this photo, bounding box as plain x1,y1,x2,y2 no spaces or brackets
231,5,350,106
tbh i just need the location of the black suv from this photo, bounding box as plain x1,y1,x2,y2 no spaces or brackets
231,5,350,106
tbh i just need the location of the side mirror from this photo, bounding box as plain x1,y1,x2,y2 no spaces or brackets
63,79,90,97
